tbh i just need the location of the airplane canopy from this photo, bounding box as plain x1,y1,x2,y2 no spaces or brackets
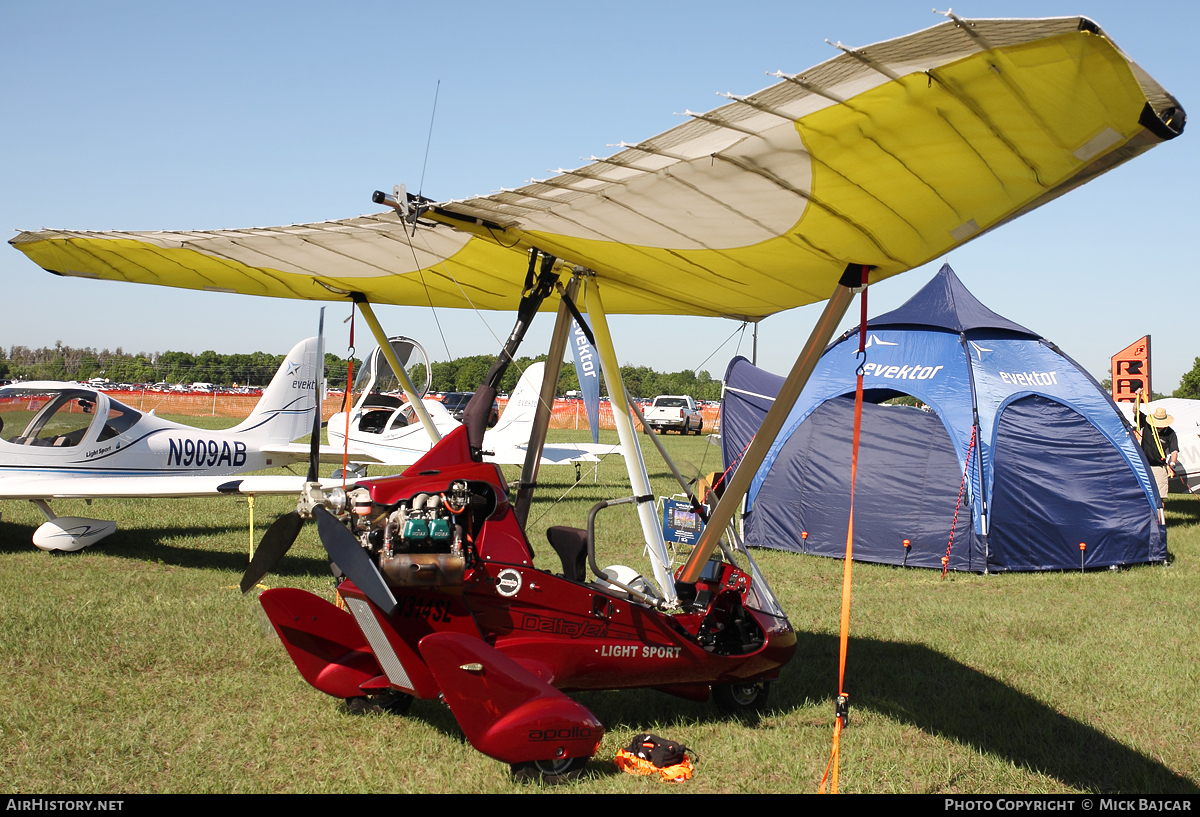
10,16,1184,318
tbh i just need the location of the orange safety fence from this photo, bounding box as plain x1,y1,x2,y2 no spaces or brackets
0,391,347,422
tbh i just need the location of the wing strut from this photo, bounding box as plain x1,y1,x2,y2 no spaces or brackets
677,265,865,584
584,275,677,606
351,294,442,445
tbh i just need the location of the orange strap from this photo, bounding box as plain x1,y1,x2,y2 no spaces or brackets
820,717,844,793
341,303,357,490
820,265,869,794
942,426,976,579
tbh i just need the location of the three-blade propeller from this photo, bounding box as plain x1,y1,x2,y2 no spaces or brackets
240,310,326,593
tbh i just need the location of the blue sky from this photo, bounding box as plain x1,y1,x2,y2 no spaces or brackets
1,1,1196,392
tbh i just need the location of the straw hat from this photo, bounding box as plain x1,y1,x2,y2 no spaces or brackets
1147,407,1175,428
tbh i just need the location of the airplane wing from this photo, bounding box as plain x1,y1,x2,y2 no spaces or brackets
565,442,625,460
483,445,605,466
0,473,322,500
260,443,386,465
9,17,1184,316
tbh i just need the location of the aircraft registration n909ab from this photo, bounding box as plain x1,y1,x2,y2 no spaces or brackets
0,336,327,551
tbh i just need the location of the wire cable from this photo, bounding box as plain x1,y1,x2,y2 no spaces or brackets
692,321,747,375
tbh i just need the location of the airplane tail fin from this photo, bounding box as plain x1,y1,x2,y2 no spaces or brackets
484,361,546,448
230,336,322,442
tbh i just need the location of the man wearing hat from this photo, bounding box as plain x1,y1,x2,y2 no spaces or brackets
1139,406,1180,497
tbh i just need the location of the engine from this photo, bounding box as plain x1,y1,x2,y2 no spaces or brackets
380,488,462,555
330,479,489,588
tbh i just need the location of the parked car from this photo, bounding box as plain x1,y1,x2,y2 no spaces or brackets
440,391,499,427
644,395,703,435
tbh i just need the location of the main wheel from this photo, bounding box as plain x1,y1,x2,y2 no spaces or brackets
712,680,770,715
510,756,589,785
344,691,414,716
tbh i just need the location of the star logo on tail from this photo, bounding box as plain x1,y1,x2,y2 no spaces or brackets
969,341,992,360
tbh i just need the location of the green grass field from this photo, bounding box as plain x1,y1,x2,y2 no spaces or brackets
1,417,1197,793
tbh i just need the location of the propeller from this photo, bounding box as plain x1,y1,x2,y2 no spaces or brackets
239,511,305,593
240,309,327,594
238,309,402,619
313,506,398,616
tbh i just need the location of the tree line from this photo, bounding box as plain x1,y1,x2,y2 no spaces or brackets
0,343,356,388
418,357,1200,403
0,344,724,400
14,341,1200,403
403,354,722,400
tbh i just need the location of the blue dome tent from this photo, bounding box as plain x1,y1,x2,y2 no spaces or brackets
725,264,1165,572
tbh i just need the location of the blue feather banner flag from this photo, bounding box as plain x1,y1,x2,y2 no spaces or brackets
570,318,602,443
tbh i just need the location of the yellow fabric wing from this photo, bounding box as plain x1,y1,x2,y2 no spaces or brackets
11,17,1183,317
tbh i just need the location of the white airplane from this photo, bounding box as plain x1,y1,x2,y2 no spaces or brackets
0,335,327,551
326,337,620,468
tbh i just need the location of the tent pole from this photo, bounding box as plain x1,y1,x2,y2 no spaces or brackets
586,277,678,605
514,276,579,528
678,270,861,585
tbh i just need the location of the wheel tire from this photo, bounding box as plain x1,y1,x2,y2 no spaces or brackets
712,680,770,715
510,756,589,785
344,691,414,716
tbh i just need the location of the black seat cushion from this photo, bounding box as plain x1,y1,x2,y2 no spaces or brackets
545,526,588,582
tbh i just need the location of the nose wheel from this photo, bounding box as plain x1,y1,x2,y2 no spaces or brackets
510,756,590,785
713,680,771,714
